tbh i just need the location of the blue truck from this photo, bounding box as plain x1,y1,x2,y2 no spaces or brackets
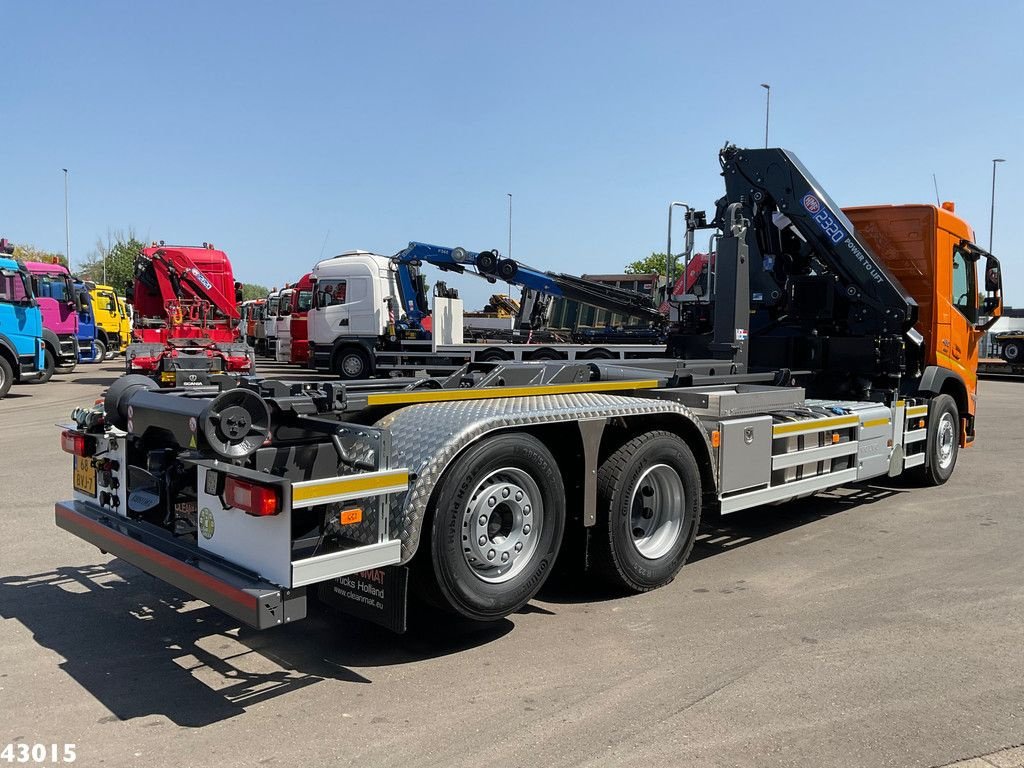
73,280,102,363
0,239,46,398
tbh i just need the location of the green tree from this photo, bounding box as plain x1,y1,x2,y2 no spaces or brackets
624,252,683,277
240,283,270,301
79,229,146,292
11,243,67,266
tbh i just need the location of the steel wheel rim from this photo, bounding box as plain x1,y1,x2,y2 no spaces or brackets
1007,344,1019,360
936,412,956,470
342,354,364,377
629,463,685,560
461,467,543,584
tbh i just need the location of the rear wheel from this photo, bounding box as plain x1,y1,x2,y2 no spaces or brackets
476,348,511,363
424,433,565,620
1002,340,1021,363
332,346,371,380
0,356,13,398
527,348,562,362
32,349,56,384
593,431,702,592
919,394,959,486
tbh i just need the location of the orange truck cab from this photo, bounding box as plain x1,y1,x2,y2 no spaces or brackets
846,203,1003,446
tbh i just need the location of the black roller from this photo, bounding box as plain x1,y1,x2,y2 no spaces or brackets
476,250,498,274
202,388,271,459
497,259,518,281
104,374,160,429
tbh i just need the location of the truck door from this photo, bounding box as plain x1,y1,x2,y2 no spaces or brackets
313,279,351,337
942,232,979,391
344,277,377,335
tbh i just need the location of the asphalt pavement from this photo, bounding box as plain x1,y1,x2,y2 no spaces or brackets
1,358,1022,768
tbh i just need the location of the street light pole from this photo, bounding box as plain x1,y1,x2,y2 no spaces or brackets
507,193,512,260
760,83,771,148
990,158,1006,252
62,168,71,270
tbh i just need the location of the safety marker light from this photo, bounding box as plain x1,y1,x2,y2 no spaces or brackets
710,430,721,448
60,430,95,457
340,508,363,525
224,476,280,517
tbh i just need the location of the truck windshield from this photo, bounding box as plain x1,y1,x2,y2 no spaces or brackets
267,297,280,316
33,273,74,302
98,291,117,314
297,291,312,312
0,269,32,304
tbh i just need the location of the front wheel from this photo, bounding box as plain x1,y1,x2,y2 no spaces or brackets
90,339,107,363
424,433,566,620
0,356,13,398
332,346,371,380
593,431,702,592
32,349,56,384
1002,341,1021,363
918,394,959,486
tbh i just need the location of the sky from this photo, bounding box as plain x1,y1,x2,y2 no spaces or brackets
3,0,1023,310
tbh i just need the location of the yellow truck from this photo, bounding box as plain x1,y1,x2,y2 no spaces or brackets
87,283,131,357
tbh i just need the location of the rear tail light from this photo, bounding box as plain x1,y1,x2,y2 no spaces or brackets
60,430,95,457
224,476,280,516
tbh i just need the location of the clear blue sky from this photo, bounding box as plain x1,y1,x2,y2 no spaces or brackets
4,0,1022,309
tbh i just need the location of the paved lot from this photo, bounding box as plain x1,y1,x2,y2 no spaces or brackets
1,360,1023,768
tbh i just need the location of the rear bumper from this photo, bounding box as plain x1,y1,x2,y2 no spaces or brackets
55,501,306,629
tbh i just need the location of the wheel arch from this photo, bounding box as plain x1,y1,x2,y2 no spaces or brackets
0,335,18,375
40,327,60,356
330,339,376,372
917,365,969,419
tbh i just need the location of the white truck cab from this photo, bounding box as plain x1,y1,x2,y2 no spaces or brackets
308,251,398,377
261,290,281,357
275,287,296,362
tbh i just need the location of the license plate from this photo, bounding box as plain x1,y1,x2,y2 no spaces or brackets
73,456,97,496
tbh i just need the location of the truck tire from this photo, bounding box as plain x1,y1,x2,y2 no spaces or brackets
527,348,562,362
0,356,12,398
1002,341,1021,363
593,431,702,592
424,433,566,620
90,339,107,363
476,348,511,363
918,394,959,486
332,346,370,380
578,348,616,360
32,349,56,384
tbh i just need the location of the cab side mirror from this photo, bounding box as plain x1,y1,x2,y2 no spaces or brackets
985,255,1002,293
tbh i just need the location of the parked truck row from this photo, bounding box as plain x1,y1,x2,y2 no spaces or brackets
0,240,134,398
55,145,1003,634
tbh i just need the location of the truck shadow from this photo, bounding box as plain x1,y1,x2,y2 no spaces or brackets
0,561,511,728
68,376,122,386
540,481,906,603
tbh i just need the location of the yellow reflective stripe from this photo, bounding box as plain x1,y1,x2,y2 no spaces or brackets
861,417,891,429
772,415,859,436
895,399,906,407
292,470,409,503
365,379,661,406
906,406,929,417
